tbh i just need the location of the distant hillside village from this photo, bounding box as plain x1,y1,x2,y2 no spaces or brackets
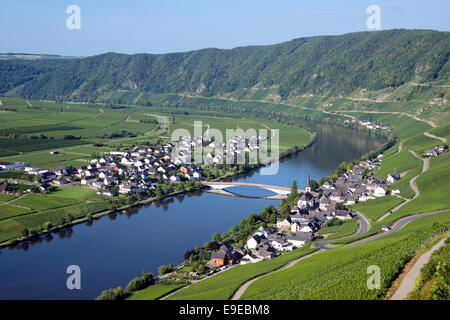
348,119,391,131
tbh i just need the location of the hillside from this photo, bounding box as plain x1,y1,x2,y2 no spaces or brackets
0,29,448,104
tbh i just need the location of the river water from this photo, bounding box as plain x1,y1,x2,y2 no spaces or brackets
0,123,382,299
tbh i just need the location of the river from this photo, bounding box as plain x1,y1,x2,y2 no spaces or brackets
0,123,382,299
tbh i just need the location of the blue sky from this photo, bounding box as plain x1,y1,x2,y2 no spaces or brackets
0,0,448,56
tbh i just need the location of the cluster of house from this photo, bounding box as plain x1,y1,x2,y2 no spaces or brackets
80,145,202,195
0,161,25,171
209,158,402,266
209,225,314,267
173,133,269,165
424,145,448,157
4,143,204,196
79,144,204,195
349,119,391,131
2,131,273,197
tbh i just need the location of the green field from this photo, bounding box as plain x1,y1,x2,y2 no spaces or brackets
0,97,313,167
127,284,185,300
0,98,163,161
0,187,110,243
48,187,97,200
427,122,450,143
383,152,450,224
0,204,32,220
351,196,404,222
317,218,358,240
0,194,16,202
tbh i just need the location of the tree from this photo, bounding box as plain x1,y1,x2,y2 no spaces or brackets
113,287,124,300
43,221,53,231
142,271,153,283
430,262,449,300
309,179,320,192
318,177,328,186
290,180,298,196
208,241,220,251
21,228,29,237
335,202,347,210
65,213,73,225
196,264,205,274
229,225,238,234
158,265,168,275
184,249,195,260
211,233,221,242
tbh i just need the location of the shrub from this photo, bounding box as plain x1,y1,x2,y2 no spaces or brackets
158,264,173,276
96,286,125,300
21,228,29,237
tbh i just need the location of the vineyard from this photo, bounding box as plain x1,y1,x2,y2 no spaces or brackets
168,245,318,300
240,212,450,300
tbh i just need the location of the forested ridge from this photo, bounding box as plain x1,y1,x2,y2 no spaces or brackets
1,29,448,102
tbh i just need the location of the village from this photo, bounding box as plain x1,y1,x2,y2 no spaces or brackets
207,155,409,268
0,133,447,276
345,119,391,131
0,132,269,197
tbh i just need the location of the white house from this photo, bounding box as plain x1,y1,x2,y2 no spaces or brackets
297,192,314,209
240,254,264,264
286,235,310,247
0,162,25,170
387,173,400,184
247,235,264,250
290,222,301,233
373,186,386,197
120,157,133,165
81,177,96,185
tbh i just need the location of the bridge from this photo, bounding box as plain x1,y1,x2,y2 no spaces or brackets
201,181,306,200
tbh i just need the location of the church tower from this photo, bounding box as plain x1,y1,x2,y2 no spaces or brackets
305,173,311,193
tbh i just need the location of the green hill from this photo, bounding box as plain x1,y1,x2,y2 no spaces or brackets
1,29,448,104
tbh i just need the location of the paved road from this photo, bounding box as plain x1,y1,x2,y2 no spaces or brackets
231,212,370,300
313,211,370,250
390,237,448,300
346,209,450,248
424,131,447,144
161,264,238,300
230,209,449,300
230,251,322,300
378,150,428,222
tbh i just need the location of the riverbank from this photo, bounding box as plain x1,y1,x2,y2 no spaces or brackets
0,129,317,248
0,117,383,300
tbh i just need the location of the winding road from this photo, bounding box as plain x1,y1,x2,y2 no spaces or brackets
164,113,447,301
378,148,430,222
313,211,370,250
390,236,448,300
230,208,450,300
